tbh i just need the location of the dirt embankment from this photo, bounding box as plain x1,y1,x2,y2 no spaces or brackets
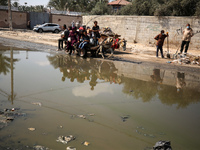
0,28,199,71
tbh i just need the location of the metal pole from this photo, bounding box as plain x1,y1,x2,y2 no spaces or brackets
10,48,14,104
8,0,13,31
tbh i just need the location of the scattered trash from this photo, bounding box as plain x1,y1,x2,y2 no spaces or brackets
153,140,172,150
77,115,86,119
171,54,200,66
56,135,76,144
66,146,76,150
28,128,36,131
166,61,172,63
4,108,20,112
135,126,156,138
6,116,14,121
71,113,95,121
82,141,90,146
33,145,50,150
0,108,26,130
31,102,42,107
120,115,130,122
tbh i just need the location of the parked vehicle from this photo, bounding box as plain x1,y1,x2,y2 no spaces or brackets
33,23,61,33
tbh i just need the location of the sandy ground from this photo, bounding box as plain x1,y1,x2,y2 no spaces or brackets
0,28,199,70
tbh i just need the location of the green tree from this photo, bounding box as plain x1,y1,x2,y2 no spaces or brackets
0,0,8,5
48,0,68,11
116,3,135,15
195,1,200,16
12,2,19,7
90,1,112,15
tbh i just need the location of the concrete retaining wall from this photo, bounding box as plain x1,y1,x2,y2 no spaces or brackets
83,16,200,50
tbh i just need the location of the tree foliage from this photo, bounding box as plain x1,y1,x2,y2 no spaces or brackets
116,0,200,16
90,1,112,15
47,0,99,12
0,0,8,6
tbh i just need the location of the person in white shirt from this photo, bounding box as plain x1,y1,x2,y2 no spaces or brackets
180,23,194,54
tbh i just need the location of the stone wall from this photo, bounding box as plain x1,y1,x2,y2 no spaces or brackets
83,16,200,50
0,10,27,29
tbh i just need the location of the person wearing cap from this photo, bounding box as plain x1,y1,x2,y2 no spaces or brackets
154,30,168,58
57,24,69,51
92,21,100,46
179,23,194,55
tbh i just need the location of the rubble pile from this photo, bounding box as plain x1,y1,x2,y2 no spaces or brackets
0,108,26,130
100,27,115,36
170,54,200,65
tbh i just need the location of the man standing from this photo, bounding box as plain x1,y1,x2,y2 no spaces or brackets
180,24,194,55
57,24,69,51
154,30,168,58
92,21,100,46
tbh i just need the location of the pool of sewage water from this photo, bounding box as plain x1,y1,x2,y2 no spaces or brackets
0,46,200,150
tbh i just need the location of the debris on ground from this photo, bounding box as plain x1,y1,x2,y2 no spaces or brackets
82,141,90,146
28,127,36,131
0,108,26,130
56,135,76,144
66,146,76,150
31,102,42,107
33,145,50,150
120,115,130,122
168,54,200,66
71,113,95,121
153,140,172,150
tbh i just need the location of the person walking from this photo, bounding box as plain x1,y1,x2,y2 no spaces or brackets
154,30,168,58
57,24,69,51
179,23,194,55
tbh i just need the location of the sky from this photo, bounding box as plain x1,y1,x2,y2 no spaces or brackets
17,0,50,6
17,0,113,7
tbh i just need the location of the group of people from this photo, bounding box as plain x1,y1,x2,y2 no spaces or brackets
154,23,194,58
57,21,100,52
58,22,194,58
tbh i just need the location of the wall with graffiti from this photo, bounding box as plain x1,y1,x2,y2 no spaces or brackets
83,16,200,50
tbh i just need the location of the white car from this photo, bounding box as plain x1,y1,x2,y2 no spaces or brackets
33,23,61,33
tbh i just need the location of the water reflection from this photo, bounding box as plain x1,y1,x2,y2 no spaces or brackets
150,69,164,84
176,72,186,92
47,55,122,91
47,54,200,109
0,48,20,103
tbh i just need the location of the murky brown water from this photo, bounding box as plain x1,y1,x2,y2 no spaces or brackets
0,46,200,150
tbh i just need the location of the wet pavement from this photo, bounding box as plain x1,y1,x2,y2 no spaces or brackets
0,40,200,150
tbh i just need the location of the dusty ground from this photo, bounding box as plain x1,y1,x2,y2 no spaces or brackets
0,28,199,71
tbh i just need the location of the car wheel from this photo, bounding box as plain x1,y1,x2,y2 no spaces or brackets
54,29,59,33
38,28,43,33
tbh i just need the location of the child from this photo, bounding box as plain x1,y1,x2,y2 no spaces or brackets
79,31,90,49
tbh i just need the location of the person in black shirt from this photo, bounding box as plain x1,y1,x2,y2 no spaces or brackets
92,21,100,46
57,24,69,51
79,31,89,49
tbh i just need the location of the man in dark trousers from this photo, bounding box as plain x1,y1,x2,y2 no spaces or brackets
92,21,100,46
154,30,168,58
57,24,69,51
180,23,194,55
